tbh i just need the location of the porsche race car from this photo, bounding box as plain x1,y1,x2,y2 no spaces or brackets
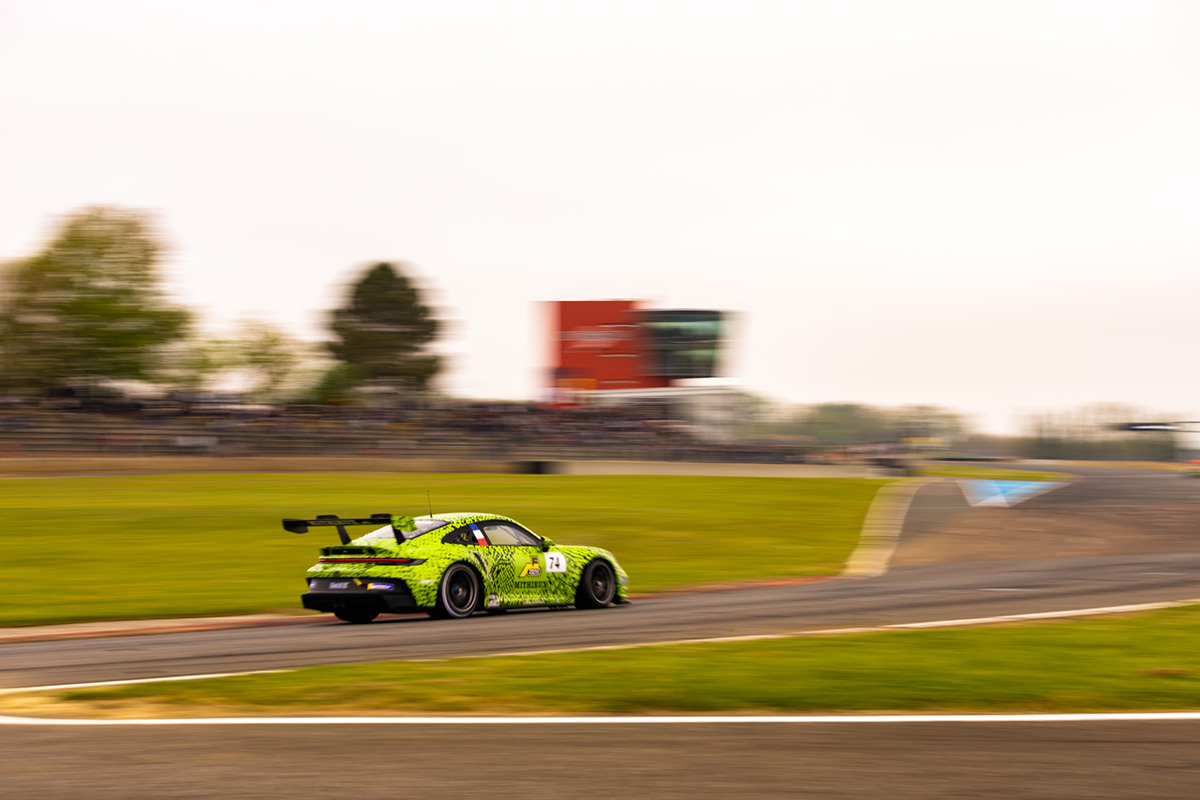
284,512,629,623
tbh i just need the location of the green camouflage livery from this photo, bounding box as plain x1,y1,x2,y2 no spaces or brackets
289,512,629,623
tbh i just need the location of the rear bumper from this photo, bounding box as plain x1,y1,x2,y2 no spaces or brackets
302,577,418,614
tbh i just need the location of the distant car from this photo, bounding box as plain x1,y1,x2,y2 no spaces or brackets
284,512,629,623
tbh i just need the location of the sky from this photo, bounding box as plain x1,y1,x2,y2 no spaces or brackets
2,0,1199,434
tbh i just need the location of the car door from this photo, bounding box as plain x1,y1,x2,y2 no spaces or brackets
505,522,574,605
480,521,552,607
511,522,572,602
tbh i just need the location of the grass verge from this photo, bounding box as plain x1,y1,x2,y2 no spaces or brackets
10,604,1200,718
0,473,886,626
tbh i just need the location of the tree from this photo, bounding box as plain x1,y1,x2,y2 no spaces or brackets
327,262,440,392
155,335,237,394
726,390,781,440
791,403,892,444
0,206,190,392
764,402,970,445
306,363,366,404
157,321,305,401
232,320,301,400
1017,403,1179,461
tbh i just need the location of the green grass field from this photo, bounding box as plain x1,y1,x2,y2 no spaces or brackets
15,604,1199,718
0,473,887,626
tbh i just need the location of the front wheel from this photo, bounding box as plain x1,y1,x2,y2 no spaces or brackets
575,559,616,609
431,563,480,619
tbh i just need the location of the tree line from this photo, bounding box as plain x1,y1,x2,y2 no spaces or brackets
0,206,439,403
733,398,1181,460
1,206,1184,460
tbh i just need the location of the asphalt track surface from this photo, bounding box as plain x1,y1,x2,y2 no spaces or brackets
3,464,1200,797
3,719,1199,799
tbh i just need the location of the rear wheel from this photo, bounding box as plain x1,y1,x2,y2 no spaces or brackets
575,559,616,609
431,563,480,619
334,608,379,624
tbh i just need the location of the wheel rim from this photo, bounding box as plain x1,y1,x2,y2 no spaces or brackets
445,567,477,616
590,563,614,603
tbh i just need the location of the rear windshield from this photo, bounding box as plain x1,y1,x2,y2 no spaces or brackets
360,519,449,542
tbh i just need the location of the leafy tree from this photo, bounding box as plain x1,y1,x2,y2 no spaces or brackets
791,403,892,444
327,262,440,392
157,321,304,401
0,206,190,392
762,402,970,445
889,404,968,442
1017,403,1179,461
726,390,781,440
232,320,301,400
306,362,367,404
156,336,240,394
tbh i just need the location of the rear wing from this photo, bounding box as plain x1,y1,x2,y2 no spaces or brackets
282,514,415,545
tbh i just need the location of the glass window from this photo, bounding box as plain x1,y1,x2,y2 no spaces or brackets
441,527,474,546
482,523,539,547
360,518,448,542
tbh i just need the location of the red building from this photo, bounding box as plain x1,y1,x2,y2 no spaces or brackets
548,299,728,404
549,300,670,397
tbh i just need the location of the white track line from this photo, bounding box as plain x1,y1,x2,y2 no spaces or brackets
4,599,1195,697
417,599,1200,661
3,713,1200,726
0,670,286,696
886,601,1198,629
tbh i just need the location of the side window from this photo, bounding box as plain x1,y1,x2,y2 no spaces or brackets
441,527,473,546
482,523,539,547
509,523,542,546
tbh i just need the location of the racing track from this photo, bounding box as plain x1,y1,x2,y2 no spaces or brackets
3,464,1199,797
2,465,1198,689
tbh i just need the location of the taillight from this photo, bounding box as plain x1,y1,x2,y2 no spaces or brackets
317,557,426,565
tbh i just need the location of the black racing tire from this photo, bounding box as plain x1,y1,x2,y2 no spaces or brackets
432,563,480,619
575,559,616,609
334,608,379,624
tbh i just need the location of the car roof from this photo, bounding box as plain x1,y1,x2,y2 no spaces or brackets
420,512,518,526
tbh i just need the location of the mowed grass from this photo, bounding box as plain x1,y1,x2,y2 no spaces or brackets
22,604,1200,717
0,473,887,626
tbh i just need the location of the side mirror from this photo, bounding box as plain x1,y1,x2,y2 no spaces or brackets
541,537,554,552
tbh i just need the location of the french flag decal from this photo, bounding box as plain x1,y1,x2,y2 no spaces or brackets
469,522,489,546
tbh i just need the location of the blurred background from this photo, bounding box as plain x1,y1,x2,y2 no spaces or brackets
5,10,1200,795
2,0,1198,464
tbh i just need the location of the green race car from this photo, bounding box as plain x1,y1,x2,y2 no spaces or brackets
284,512,629,623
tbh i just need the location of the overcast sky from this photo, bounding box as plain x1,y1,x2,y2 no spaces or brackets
2,0,1198,433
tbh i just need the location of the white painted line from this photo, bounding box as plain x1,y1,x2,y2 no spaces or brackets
431,599,1200,661
3,712,1200,726
886,600,1199,629
0,670,286,696
843,477,936,578
5,599,1195,697
408,631,852,662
